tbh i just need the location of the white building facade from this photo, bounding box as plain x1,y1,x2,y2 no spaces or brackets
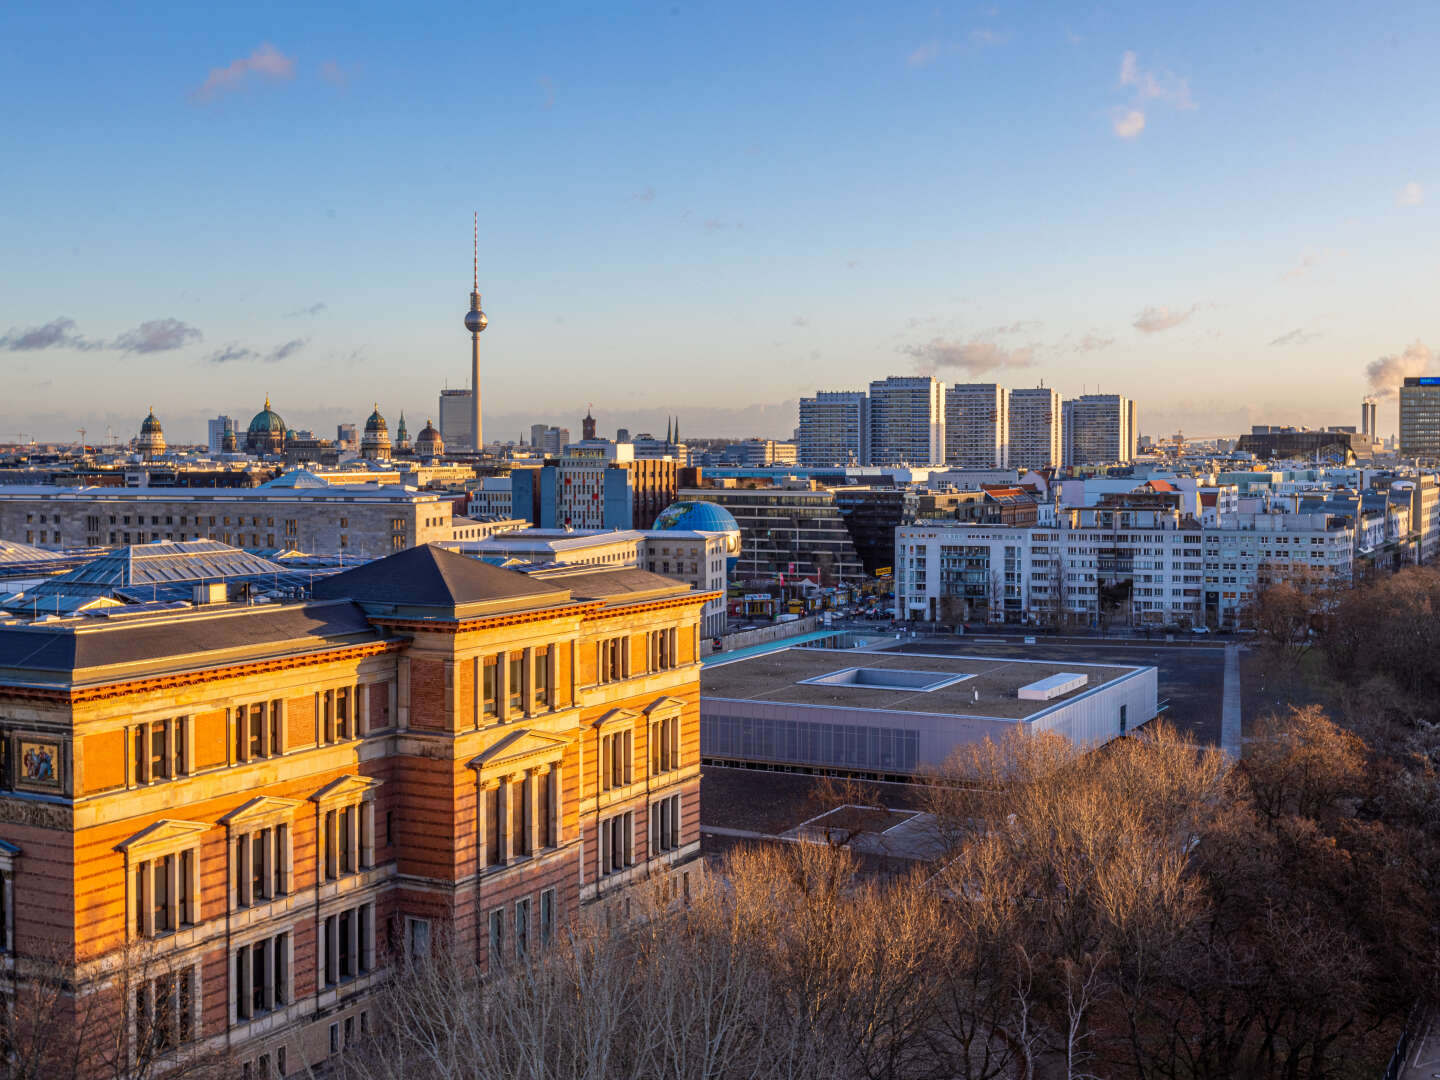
797,391,871,467
1008,387,1062,470
869,376,945,467
943,383,1008,468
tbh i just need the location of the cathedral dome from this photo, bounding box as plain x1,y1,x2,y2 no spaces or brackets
416,419,444,459
139,408,163,436
364,407,388,434
247,396,287,437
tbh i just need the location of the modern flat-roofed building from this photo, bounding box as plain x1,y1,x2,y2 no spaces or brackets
943,383,1007,468
798,392,870,467
1063,394,1135,465
0,543,710,1077
1008,387,1062,469
1400,377,1440,458
510,445,680,531
680,485,864,583
868,376,945,466
702,647,1158,779
438,389,475,449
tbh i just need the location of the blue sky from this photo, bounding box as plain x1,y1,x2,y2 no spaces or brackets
2,1,1438,443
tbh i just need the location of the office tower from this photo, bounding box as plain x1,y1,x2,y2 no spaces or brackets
207,416,235,456
797,391,870,466
528,426,570,455
530,423,549,450
511,444,680,530
1400,377,1440,458
868,376,945,466
1128,399,1139,460
1008,387,1061,469
438,389,473,448
616,427,631,443
463,213,488,449
943,383,1008,468
1063,393,1134,465
336,423,358,450
1362,398,1378,440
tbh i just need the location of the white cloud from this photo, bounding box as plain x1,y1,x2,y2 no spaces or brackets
1397,181,1424,206
1074,333,1114,353
190,43,296,103
902,337,1036,375
1268,328,1322,347
1118,50,1195,109
1132,304,1196,334
907,41,941,68
112,318,203,353
1111,107,1145,138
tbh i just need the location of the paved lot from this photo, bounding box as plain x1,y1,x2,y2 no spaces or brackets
880,639,1228,746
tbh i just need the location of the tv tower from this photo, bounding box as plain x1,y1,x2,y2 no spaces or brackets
463,212,488,449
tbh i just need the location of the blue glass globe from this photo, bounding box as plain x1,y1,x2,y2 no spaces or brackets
652,500,742,571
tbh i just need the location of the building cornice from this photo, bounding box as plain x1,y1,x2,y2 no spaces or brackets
0,638,406,704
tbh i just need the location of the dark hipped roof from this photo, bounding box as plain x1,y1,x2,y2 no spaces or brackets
0,600,384,687
532,566,696,606
312,544,571,616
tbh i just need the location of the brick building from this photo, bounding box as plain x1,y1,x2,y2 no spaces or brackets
0,544,709,1077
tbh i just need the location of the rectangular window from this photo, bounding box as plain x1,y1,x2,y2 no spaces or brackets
233,932,289,1023
650,794,682,855
534,647,550,708
132,717,189,784
233,824,291,908
489,908,504,968
482,657,498,718
539,888,555,947
485,785,501,866
406,917,431,962
599,811,634,876
508,654,524,713
601,730,633,792
514,897,530,961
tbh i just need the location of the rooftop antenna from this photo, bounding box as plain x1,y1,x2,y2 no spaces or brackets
474,211,479,293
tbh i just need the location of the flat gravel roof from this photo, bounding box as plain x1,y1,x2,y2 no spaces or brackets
702,647,1140,719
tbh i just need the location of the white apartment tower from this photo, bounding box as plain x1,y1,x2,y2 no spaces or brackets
1008,387,1062,469
798,391,871,466
1063,393,1136,465
869,376,945,466
944,383,1008,467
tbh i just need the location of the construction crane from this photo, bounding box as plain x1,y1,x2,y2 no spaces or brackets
76,427,87,450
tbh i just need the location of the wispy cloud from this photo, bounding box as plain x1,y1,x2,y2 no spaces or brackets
285,301,327,318
1118,50,1194,109
113,318,202,353
190,43,296,103
0,316,102,351
1366,340,1431,397
1111,107,1145,139
1397,181,1424,206
969,27,1006,47
1074,333,1114,352
632,186,656,204
704,218,742,232
1282,253,1323,281
792,315,810,328
1268,328,1322,347
318,59,355,89
206,338,308,365
1132,304,1196,334
902,337,1036,375
538,75,555,109
907,41,941,68
1110,50,1194,139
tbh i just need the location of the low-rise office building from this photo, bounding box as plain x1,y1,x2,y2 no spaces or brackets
701,647,1158,779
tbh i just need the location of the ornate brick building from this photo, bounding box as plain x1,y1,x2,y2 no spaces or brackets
0,544,709,1077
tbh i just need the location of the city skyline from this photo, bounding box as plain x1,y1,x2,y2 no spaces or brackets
4,1,1440,442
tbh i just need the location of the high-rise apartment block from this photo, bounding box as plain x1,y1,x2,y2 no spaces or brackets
797,392,871,467
1063,394,1136,465
1361,398,1378,441
1008,387,1062,470
868,376,945,466
943,383,1008,468
0,544,706,1076
1399,378,1440,458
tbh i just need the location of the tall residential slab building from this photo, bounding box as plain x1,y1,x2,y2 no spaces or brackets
1063,393,1135,465
868,376,945,466
1400,377,1440,458
943,383,1008,468
1008,387,1062,469
797,392,870,466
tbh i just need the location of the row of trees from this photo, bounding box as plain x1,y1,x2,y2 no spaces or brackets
341,713,1440,1080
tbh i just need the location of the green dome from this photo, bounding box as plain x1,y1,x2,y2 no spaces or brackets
248,396,286,435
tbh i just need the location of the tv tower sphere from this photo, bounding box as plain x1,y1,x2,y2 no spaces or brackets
465,307,487,333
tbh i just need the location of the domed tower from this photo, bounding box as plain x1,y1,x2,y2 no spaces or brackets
245,396,287,456
136,408,166,460
415,419,444,462
396,412,410,451
361,405,391,461
221,427,238,454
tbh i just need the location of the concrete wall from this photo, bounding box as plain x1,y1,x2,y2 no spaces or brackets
706,616,821,654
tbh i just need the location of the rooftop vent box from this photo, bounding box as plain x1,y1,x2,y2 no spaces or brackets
1017,672,1087,701
192,582,227,606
